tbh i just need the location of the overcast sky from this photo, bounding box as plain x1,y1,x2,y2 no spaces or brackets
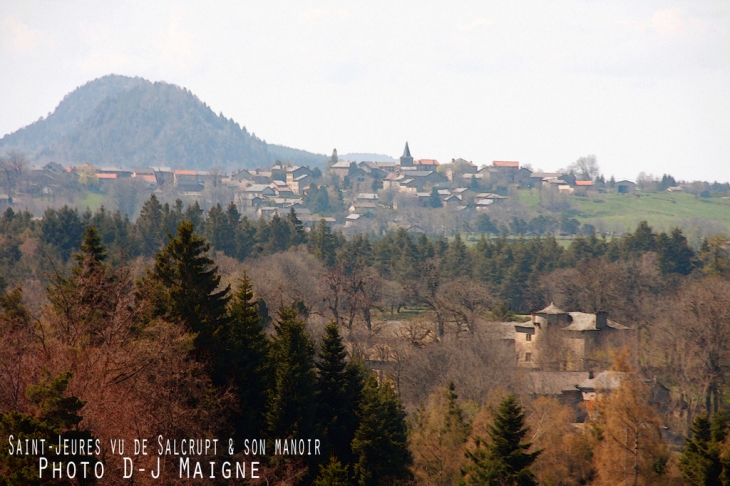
1,1,728,181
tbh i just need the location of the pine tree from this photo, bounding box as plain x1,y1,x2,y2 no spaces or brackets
266,213,291,254
316,323,365,468
352,375,412,486
0,372,94,485
311,219,337,266
314,456,351,486
461,394,541,486
443,233,470,277
267,306,318,440
226,271,272,442
185,201,204,232
47,224,120,346
205,203,236,256
136,194,164,255
428,186,443,208
656,227,696,275
40,206,85,261
147,220,231,366
288,207,307,246
680,414,724,484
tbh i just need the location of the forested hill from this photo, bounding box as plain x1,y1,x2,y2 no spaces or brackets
0,75,327,171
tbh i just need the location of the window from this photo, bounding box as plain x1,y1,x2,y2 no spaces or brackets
525,333,532,341
525,353,532,362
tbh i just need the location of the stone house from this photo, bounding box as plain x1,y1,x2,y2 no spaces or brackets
514,303,630,372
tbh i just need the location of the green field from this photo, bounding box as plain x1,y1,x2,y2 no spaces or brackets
516,190,730,246
81,191,105,211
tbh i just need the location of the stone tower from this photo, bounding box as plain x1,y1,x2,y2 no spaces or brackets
400,142,414,167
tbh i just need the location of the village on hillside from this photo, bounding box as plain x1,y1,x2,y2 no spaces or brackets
7,142,725,240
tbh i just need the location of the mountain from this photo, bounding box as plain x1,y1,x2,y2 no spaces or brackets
340,153,396,163
0,75,327,171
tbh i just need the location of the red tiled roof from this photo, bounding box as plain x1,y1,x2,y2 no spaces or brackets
174,170,197,175
416,159,440,166
492,161,519,168
136,174,157,183
575,180,593,186
97,173,118,179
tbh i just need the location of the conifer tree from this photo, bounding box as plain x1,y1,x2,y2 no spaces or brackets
314,456,351,486
47,224,118,346
428,186,443,208
185,201,204,232
136,194,164,255
147,220,231,366
266,213,291,254
205,203,235,256
0,372,94,485
352,375,412,486
288,207,307,246
267,306,318,440
311,219,337,266
461,394,540,486
227,271,272,441
316,323,365,468
656,227,696,275
681,414,722,484
443,233,470,277
235,215,257,260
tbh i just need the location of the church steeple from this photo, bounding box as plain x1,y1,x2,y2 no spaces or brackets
400,142,413,166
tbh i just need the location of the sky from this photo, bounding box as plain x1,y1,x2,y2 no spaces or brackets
1,1,728,182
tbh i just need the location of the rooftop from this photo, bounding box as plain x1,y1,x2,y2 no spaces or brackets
535,302,566,314
492,161,519,168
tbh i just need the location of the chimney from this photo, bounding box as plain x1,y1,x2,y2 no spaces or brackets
596,311,608,330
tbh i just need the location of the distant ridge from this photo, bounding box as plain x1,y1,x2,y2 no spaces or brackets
0,74,327,171
340,153,396,163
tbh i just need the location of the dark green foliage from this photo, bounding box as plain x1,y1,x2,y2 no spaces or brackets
680,412,730,485
624,220,656,254
461,394,540,486
428,187,443,208
352,376,412,486
185,201,204,233
0,372,95,486
87,205,138,258
136,194,164,256
40,206,84,261
266,306,318,440
288,207,307,246
147,220,231,364
226,271,271,442
75,225,107,265
314,456,351,486
316,323,365,467
656,228,696,275
0,207,35,235
162,199,186,238
311,219,337,266
475,214,497,236
204,203,236,256
443,233,470,277
306,184,333,214
265,213,291,254
234,215,257,260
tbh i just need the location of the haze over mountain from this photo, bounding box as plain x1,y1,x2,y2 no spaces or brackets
340,153,397,163
0,75,327,171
